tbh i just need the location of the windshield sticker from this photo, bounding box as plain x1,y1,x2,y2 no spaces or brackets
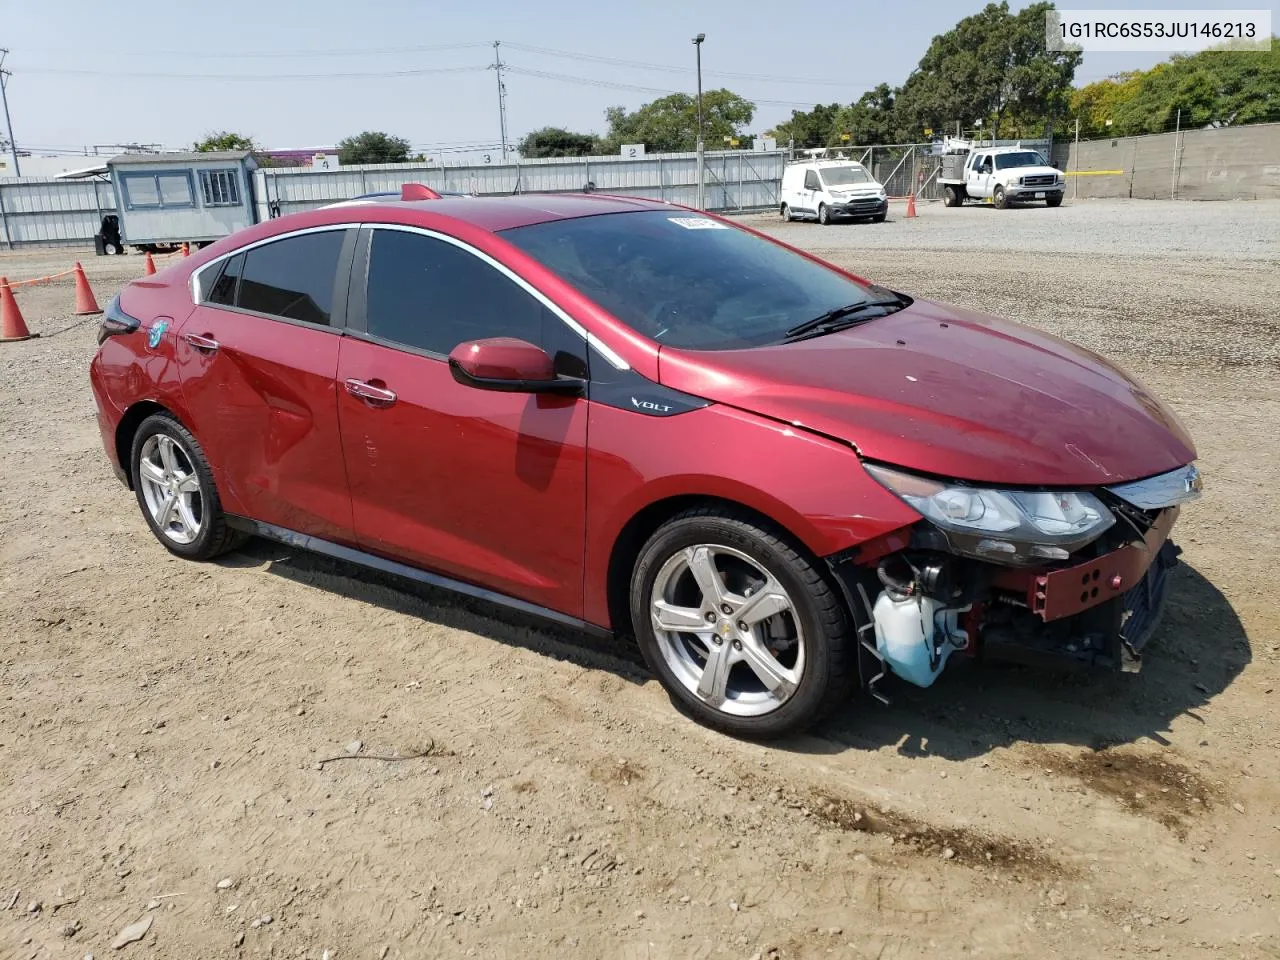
667,217,728,230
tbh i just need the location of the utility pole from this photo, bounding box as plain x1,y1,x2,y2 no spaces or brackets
692,33,705,209
1073,117,1080,201
0,50,20,177
491,41,509,161
1170,108,1181,200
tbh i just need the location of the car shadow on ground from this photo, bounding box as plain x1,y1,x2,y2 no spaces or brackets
800,562,1249,760
219,538,649,683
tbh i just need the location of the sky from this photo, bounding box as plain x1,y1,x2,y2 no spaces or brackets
1,0,1274,160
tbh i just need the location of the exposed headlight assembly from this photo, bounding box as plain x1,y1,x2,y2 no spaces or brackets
864,463,1116,564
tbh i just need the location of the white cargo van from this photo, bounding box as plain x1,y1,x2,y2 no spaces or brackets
780,159,888,225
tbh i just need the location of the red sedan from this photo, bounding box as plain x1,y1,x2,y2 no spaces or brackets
90,189,1201,737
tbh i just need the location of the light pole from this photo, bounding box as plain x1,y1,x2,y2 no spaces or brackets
692,33,705,210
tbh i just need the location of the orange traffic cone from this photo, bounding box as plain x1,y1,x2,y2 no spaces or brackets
0,278,36,342
73,262,102,315
144,252,157,276
181,242,190,257
906,193,918,218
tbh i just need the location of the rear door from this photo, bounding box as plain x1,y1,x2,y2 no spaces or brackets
176,227,357,542
336,226,589,616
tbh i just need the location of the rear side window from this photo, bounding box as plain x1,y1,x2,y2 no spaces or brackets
364,229,550,355
236,231,347,326
803,170,820,191
207,253,242,306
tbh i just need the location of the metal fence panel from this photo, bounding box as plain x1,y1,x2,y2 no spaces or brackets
0,178,116,247
254,150,788,222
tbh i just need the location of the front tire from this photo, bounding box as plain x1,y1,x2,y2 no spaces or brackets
1046,193,1063,207
818,203,831,225
130,412,245,561
993,185,1008,209
629,507,853,738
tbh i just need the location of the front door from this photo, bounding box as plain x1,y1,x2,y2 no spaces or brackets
176,228,357,542
802,168,822,215
336,227,589,617
967,154,993,198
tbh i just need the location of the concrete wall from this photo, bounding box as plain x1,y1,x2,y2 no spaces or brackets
1053,123,1280,200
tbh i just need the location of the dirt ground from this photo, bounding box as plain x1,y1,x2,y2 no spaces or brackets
1,201,1277,959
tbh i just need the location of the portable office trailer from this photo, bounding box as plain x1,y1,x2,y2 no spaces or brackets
106,151,257,249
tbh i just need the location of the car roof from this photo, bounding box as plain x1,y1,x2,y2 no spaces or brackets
344,193,672,231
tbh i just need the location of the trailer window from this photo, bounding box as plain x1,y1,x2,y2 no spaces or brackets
200,170,241,207
121,171,195,209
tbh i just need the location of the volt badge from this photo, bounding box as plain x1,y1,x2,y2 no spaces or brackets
147,319,170,350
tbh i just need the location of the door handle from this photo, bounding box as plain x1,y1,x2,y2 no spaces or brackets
183,332,219,352
344,378,397,406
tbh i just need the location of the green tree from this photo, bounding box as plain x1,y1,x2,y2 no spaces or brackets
337,131,412,165
894,2,1081,139
600,90,755,153
831,84,899,144
1069,71,1145,137
517,127,600,158
193,131,257,152
1110,40,1279,134
769,103,842,148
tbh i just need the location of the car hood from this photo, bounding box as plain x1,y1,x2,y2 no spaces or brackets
656,299,1196,487
1003,165,1060,179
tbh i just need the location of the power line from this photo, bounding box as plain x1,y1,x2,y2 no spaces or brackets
22,64,489,81
503,42,862,88
21,41,490,60
503,65,824,109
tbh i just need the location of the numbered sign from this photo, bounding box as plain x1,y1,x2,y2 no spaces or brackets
621,143,646,159
311,154,340,171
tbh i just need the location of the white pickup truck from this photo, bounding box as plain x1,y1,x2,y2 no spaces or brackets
938,141,1065,209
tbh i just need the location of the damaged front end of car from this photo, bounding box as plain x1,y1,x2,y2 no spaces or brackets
828,463,1203,701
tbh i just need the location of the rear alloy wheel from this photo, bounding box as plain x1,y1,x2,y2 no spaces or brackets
130,413,244,560
780,203,793,221
630,508,852,738
818,203,831,225
993,185,1008,209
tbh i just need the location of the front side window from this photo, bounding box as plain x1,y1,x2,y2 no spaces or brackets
995,151,1048,170
502,211,885,351
200,169,241,206
364,229,553,356
819,165,871,186
234,231,347,326
803,170,820,191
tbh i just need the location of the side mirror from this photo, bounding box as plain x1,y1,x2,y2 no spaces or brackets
448,337,584,395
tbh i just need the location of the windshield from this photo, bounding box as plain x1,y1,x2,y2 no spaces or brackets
994,151,1048,170
501,210,881,350
819,165,872,186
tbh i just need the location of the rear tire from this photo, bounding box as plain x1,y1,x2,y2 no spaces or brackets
993,185,1008,209
943,185,962,207
130,412,246,561
780,203,793,222
630,507,853,739
818,203,831,225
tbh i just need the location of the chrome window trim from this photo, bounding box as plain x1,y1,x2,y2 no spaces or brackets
189,221,630,371
1106,464,1202,510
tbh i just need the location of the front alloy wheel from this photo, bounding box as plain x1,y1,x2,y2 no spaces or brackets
631,508,853,738
650,544,803,716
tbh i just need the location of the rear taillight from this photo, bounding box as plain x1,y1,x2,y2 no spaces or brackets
97,295,140,345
